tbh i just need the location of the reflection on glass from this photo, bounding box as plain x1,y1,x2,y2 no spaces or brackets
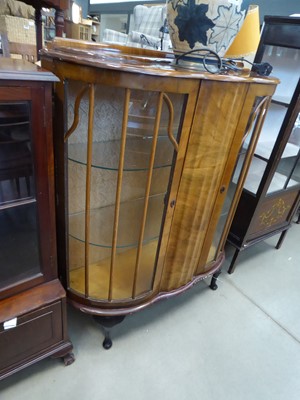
0,102,40,289
268,112,300,194
100,13,128,41
66,82,185,300
254,102,287,160
264,46,300,104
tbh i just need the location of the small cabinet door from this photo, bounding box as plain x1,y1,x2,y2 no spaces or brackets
0,84,57,298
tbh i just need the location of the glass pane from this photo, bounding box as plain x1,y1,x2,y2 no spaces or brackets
66,81,186,300
268,112,300,194
100,13,128,41
263,46,300,104
254,102,288,160
0,102,40,289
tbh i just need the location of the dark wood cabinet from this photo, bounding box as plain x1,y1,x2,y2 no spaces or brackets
227,16,300,274
0,58,73,380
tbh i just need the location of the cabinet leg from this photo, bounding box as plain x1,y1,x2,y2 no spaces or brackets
93,315,126,350
51,343,75,366
227,248,240,274
275,230,288,249
103,329,113,350
63,352,75,366
210,269,221,290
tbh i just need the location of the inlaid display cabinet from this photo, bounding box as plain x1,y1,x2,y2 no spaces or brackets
0,59,74,380
41,38,278,348
227,16,300,274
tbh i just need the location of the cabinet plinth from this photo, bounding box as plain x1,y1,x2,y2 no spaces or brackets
41,38,278,317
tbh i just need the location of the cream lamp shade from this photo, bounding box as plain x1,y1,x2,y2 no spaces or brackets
225,4,260,64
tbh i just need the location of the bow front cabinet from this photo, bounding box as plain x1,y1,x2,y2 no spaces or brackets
41,39,278,345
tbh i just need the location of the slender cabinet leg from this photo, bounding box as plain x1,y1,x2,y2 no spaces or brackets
275,229,288,250
227,248,241,274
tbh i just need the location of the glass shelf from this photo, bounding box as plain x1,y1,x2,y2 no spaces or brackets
0,197,36,211
254,102,288,160
255,141,300,161
68,136,175,171
69,192,165,248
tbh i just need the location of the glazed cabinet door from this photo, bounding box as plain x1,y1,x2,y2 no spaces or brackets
0,84,57,299
61,78,198,305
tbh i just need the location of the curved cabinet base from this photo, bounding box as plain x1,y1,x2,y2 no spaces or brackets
67,253,224,318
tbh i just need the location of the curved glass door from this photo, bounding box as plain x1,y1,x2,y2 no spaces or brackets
65,81,186,301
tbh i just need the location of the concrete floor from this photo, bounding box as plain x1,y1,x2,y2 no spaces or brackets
0,217,299,399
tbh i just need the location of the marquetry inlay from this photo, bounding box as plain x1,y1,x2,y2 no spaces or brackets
259,198,290,227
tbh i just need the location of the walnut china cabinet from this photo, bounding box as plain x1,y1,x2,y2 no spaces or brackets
0,59,73,380
41,38,278,348
227,16,300,274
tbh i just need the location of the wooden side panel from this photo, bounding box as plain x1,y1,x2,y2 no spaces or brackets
160,80,249,291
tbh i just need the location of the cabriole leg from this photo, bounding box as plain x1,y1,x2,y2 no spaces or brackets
93,315,126,350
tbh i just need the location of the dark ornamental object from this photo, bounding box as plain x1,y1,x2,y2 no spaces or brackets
167,0,250,64
175,2,215,48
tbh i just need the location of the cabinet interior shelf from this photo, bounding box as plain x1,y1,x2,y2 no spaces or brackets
0,121,30,128
271,98,290,107
69,192,165,248
255,140,300,161
0,197,36,211
68,136,174,171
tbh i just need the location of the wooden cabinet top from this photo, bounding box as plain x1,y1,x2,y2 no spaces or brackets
41,38,279,86
0,58,59,82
